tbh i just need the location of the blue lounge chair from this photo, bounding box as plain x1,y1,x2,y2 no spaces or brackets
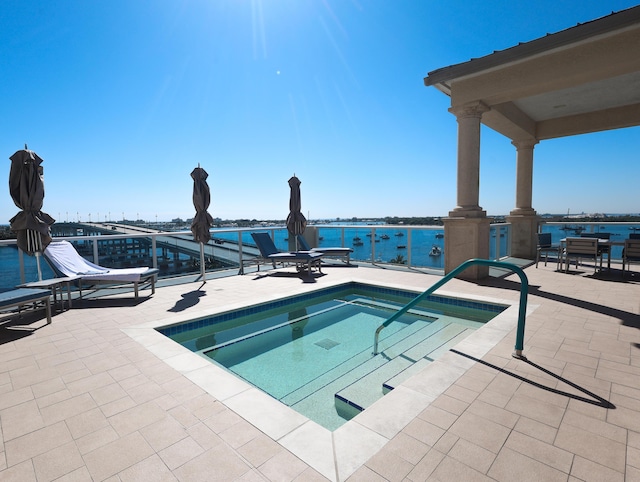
250,232,322,275
0,288,52,324
296,235,353,265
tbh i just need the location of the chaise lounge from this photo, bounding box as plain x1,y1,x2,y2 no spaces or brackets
296,235,353,265
0,288,52,324
250,232,323,275
44,240,159,299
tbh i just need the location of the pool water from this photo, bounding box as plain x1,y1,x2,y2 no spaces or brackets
159,283,506,430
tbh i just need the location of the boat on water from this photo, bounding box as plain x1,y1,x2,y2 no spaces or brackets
395,232,404,237
429,245,442,256
353,240,364,246
435,233,444,239
353,236,361,241
560,225,585,234
381,234,390,240
397,245,406,249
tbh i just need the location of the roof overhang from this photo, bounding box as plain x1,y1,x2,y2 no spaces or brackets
424,6,640,141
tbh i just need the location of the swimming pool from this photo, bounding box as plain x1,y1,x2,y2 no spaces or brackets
158,282,506,430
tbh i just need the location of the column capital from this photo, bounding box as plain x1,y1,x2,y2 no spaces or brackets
449,101,490,119
511,138,539,150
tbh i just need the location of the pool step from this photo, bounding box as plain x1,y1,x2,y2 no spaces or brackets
284,318,446,429
383,327,474,393
281,316,437,407
334,322,473,419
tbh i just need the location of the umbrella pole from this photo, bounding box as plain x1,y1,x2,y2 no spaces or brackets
200,242,206,282
35,253,43,281
27,229,43,281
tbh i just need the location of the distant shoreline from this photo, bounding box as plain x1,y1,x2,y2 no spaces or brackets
1,213,640,239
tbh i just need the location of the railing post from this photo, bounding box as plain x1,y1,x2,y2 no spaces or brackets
152,235,158,269
93,238,99,264
238,232,245,274
371,227,376,264
407,228,412,267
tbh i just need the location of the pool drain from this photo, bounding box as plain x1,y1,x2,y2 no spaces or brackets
315,338,340,350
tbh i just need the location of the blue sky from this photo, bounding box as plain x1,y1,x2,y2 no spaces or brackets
2,0,639,223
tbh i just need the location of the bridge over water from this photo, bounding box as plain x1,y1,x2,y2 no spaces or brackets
59,222,261,271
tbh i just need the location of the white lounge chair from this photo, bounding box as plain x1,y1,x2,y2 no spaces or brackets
44,240,158,299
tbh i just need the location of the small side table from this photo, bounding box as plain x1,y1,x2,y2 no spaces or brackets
19,276,80,312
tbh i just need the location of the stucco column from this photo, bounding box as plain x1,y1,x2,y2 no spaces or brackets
510,138,538,215
508,138,539,259
444,101,491,280
448,102,489,218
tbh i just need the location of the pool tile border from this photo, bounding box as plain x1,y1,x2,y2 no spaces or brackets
157,281,507,337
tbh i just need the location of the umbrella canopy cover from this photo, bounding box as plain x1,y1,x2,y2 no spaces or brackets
286,175,307,237
190,166,214,244
9,149,55,255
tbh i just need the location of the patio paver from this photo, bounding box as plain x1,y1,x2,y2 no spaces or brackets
0,262,638,480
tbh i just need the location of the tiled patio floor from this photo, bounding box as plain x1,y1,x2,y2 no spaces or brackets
1,261,639,481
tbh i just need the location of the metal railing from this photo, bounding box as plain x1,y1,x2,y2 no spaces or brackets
538,221,640,261
1,222,514,290
372,258,529,359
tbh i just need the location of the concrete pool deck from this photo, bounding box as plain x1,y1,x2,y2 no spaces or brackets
1,261,639,481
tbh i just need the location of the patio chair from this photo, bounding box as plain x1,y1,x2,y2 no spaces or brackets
296,235,353,265
580,232,611,268
250,232,322,275
563,237,601,273
535,232,560,268
622,238,640,276
43,240,159,299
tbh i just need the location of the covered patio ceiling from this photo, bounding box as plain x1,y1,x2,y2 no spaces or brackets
424,5,640,141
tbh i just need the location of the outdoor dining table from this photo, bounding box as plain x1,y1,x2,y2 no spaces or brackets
560,238,625,271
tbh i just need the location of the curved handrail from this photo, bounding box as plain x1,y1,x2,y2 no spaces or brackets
373,259,529,359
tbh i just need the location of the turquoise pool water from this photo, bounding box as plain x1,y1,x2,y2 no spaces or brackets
159,282,506,430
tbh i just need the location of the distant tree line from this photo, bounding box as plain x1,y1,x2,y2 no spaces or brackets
0,225,13,240
383,216,444,225
542,214,640,222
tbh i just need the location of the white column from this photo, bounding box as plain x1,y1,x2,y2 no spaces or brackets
448,102,489,217
510,138,538,215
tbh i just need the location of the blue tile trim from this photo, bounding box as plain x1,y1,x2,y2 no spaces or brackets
156,282,507,337
334,393,365,412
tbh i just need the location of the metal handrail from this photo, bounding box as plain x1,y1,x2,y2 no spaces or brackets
373,259,529,359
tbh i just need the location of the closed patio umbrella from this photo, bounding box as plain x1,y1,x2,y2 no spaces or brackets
190,166,214,282
286,175,307,251
9,147,55,280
